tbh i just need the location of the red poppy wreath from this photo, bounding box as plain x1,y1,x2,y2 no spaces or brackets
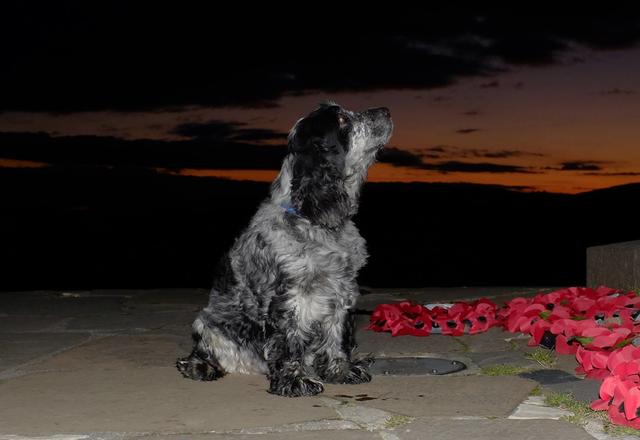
368,286,640,429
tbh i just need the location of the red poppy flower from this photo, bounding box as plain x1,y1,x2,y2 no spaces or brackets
623,386,640,420
555,334,579,355
528,319,552,346
602,378,640,425
591,375,617,411
464,302,498,334
433,314,465,336
575,346,611,379
608,345,640,372
368,302,434,337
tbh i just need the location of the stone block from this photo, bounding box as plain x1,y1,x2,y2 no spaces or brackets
586,240,640,290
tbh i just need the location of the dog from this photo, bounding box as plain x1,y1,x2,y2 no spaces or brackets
177,102,393,397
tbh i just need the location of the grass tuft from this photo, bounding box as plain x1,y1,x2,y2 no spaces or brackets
480,364,530,376
384,414,413,429
525,347,557,368
545,391,640,434
530,385,543,396
544,392,592,425
453,337,471,353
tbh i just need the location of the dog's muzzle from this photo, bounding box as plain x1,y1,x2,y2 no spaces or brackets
361,107,393,149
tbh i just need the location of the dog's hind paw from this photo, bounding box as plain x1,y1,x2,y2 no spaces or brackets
176,355,225,381
269,375,324,397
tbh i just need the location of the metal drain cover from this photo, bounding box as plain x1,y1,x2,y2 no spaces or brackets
370,357,466,376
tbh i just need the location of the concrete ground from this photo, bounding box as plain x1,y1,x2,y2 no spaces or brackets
0,287,629,439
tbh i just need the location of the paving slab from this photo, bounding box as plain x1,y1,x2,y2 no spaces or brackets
519,370,601,404
0,287,615,439
0,315,71,333
389,417,595,440
456,327,526,353
118,288,209,306
0,292,123,316
369,357,466,376
0,332,91,373
357,331,468,359
467,349,540,369
323,375,538,418
20,334,190,374
65,309,196,333
127,430,379,440
0,368,336,435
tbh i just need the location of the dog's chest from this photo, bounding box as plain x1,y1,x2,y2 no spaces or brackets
279,231,357,307
297,242,349,285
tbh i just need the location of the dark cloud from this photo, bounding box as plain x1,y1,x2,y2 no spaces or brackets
0,132,541,176
480,80,500,88
456,128,482,134
377,147,425,168
421,146,447,159
377,146,537,174
426,161,537,174
170,121,287,143
422,145,545,160
483,150,545,159
2,7,639,112
599,88,637,95
0,131,287,170
463,110,481,116
557,161,608,171
583,172,640,176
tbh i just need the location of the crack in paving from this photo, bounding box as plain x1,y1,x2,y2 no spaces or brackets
506,394,630,440
379,432,402,440
206,396,416,436
0,436,91,440
0,334,111,380
216,419,362,435
508,395,574,420
319,397,413,432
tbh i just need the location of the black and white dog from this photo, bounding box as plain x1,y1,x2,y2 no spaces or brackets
177,103,393,397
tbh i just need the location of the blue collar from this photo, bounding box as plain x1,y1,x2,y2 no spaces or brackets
280,201,300,216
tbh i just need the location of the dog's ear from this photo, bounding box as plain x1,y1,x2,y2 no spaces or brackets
288,126,307,154
290,153,350,229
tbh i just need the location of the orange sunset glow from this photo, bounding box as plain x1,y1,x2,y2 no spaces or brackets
2,46,639,194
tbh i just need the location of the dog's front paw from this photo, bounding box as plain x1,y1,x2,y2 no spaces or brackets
341,360,372,384
319,357,374,384
269,375,324,397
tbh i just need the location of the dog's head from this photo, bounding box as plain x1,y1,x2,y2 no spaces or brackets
272,103,393,228
288,102,392,161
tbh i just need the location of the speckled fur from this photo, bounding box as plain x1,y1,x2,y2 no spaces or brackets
177,103,393,397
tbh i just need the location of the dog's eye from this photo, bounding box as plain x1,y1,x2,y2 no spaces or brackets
338,115,348,127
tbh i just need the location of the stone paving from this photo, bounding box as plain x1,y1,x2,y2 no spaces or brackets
0,287,633,439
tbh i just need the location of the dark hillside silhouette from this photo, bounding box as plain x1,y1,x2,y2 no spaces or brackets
2,165,637,291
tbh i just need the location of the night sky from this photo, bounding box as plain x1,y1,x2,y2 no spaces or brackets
2,8,640,194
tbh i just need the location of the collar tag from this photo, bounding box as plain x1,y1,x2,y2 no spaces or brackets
280,201,299,216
